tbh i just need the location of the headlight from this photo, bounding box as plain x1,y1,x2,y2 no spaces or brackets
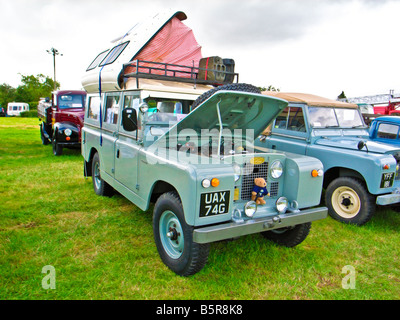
244,201,257,218
276,197,288,213
64,128,72,136
270,160,283,179
233,163,241,182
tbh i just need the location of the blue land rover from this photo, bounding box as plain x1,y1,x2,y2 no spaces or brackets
256,92,400,226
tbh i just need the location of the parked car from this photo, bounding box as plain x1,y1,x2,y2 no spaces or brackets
38,90,87,155
256,92,400,226
369,116,400,146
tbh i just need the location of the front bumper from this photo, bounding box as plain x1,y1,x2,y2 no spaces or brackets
376,192,400,206
56,141,81,148
193,206,327,244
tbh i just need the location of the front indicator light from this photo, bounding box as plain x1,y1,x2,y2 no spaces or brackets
276,197,289,214
244,201,257,218
211,178,220,187
311,169,324,177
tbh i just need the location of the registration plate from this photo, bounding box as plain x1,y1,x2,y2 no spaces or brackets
381,172,395,188
200,191,230,217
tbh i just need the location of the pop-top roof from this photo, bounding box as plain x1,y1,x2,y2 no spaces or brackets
81,11,198,93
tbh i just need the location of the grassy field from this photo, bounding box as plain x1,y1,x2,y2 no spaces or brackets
1,117,400,300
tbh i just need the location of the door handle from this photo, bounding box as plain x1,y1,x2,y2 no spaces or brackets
116,149,120,158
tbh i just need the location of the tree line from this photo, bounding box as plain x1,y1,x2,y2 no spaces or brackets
0,74,60,110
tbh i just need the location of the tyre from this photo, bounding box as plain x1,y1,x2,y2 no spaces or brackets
40,123,50,145
91,152,114,197
52,136,63,156
261,222,311,247
153,191,210,276
325,177,375,225
191,83,261,110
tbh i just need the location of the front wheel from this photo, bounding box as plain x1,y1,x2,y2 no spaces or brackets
325,177,375,225
52,136,63,156
40,123,50,145
153,192,209,276
261,222,311,247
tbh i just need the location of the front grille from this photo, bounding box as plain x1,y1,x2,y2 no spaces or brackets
240,161,279,200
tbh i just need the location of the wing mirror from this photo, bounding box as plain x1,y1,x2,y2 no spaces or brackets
122,107,137,132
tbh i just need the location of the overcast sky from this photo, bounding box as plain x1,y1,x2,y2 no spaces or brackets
0,0,399,99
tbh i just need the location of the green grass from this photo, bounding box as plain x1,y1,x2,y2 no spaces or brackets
1,117,400,300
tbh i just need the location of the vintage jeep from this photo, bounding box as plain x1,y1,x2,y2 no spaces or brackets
38,90,87,155
256,92,400,226
81,81,327,276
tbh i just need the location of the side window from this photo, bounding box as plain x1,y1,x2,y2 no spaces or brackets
274,107,306,132
275,107,288,129
104,95,120,125
287,107,305,132
377,123,399,140
121,94,140,136
87,96,101,120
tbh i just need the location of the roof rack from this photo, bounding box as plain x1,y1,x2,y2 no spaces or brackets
122,59,239,87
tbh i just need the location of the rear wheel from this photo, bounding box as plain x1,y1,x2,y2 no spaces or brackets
91,152,114,197
153,191,209,276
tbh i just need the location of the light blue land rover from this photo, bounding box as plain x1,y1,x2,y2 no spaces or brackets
256,92,400,226
81,82,328,276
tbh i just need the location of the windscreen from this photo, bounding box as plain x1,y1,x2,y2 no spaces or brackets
309,106,365,128
58,94,85,109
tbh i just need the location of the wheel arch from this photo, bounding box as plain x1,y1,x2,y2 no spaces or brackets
323,166,365,189
84,147,98,177
150,180,180,204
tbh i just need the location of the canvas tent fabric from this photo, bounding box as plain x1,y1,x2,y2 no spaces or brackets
124,17,203,78
262,92,358,109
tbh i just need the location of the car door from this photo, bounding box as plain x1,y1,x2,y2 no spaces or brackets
114,92,141,191
101,92,121,176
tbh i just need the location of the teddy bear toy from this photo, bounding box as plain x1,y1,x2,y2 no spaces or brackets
251,177,270,205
